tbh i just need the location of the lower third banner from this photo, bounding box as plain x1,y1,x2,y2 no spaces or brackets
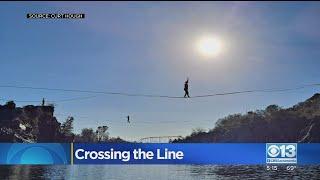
1,143,320,165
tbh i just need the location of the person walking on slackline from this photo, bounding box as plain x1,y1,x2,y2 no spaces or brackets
184,78,190,98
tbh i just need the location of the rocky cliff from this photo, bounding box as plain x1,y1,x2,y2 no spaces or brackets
173,93,320,143
0,101,67,142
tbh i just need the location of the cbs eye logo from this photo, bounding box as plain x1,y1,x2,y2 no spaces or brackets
266,143,297,164
267,145,281,157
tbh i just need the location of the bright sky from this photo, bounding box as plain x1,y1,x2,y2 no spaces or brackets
1,2,320,141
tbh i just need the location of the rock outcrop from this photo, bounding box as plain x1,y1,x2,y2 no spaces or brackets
0,102,66,142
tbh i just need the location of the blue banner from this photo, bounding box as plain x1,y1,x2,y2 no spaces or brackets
1,143,320,165
73,143,264,164
73,143,320,165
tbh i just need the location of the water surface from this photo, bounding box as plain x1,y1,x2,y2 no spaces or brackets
1,165,320,180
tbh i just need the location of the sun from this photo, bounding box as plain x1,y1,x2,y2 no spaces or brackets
196,36,222,58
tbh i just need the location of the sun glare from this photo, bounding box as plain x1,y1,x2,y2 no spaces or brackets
196,36,223,58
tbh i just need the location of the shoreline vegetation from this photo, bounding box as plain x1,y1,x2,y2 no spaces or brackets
1,93,320,143
173,93,320,143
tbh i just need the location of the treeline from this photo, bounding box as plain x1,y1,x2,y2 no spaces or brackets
60,116,127,143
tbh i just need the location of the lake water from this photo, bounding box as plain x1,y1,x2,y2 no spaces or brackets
0,165,320,179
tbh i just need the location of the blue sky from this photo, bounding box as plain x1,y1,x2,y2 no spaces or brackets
1,2,320,141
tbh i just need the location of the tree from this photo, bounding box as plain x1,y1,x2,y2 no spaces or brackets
61,116,74,136
96,126,109,142
266,104,281,114
191,128,206,136
5,101,16,109
80,128,96,142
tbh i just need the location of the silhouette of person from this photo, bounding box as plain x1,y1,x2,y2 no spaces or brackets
42,98,45,106
184,78,190,98
127,116,130,123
